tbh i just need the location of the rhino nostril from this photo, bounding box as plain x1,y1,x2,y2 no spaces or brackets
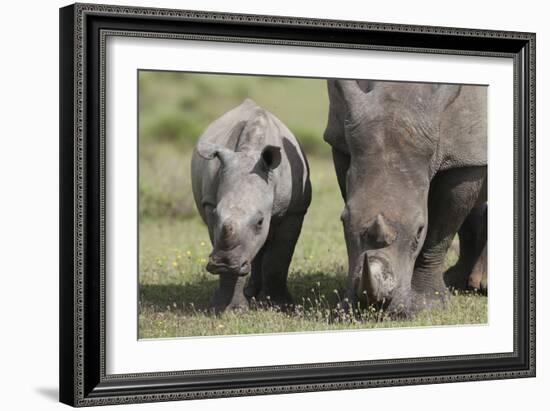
238,260,251,276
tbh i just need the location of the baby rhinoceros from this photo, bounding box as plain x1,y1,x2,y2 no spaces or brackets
191,99,311,312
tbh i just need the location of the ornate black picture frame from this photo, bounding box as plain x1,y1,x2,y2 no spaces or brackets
59,3,535,407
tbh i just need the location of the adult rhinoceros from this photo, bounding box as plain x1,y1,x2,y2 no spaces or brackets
192,98,311,312
324,79,487,315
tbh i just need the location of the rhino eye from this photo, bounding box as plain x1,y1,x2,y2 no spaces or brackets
257,217,264,227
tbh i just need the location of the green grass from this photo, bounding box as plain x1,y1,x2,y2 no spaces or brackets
138,72,486,339
140,292,487,338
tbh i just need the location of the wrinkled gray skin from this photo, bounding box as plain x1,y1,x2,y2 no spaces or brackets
192,99,311,312
324,80,487,316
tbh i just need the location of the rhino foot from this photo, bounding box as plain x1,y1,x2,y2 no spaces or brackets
259,287,294,311
444,264,470,290
210,294,249,313
210,275,249,313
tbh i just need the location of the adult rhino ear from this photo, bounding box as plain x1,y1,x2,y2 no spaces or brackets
332,79,369,120
260,145,282,171
431,84,461,114
197,142,234,166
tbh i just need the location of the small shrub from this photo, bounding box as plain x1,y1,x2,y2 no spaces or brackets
141,110,204,144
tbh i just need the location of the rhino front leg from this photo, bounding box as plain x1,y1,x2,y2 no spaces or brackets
260,213,305,309
410,167,486,312
210,275,249,313
244,247,265,301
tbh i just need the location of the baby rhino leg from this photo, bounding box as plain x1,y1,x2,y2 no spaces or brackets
260,213,305,309
210,275,248,312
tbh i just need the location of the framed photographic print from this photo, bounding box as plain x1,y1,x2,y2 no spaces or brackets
59,3,536,407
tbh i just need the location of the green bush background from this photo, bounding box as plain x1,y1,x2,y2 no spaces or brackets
138,71,486,338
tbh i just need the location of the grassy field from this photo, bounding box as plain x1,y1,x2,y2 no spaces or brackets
138,71,487,339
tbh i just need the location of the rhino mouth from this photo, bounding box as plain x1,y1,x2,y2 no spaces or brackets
206,259,250,276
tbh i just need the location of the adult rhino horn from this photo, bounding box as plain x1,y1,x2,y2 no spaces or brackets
333,79,368,118
197,142,234,165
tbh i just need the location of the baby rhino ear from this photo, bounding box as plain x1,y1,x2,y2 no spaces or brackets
197,142,234,166
196,142,219,159
260,145,282,170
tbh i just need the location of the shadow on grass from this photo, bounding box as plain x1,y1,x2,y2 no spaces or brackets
288,271,347,308
140,271,347,314
140,275,218,312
